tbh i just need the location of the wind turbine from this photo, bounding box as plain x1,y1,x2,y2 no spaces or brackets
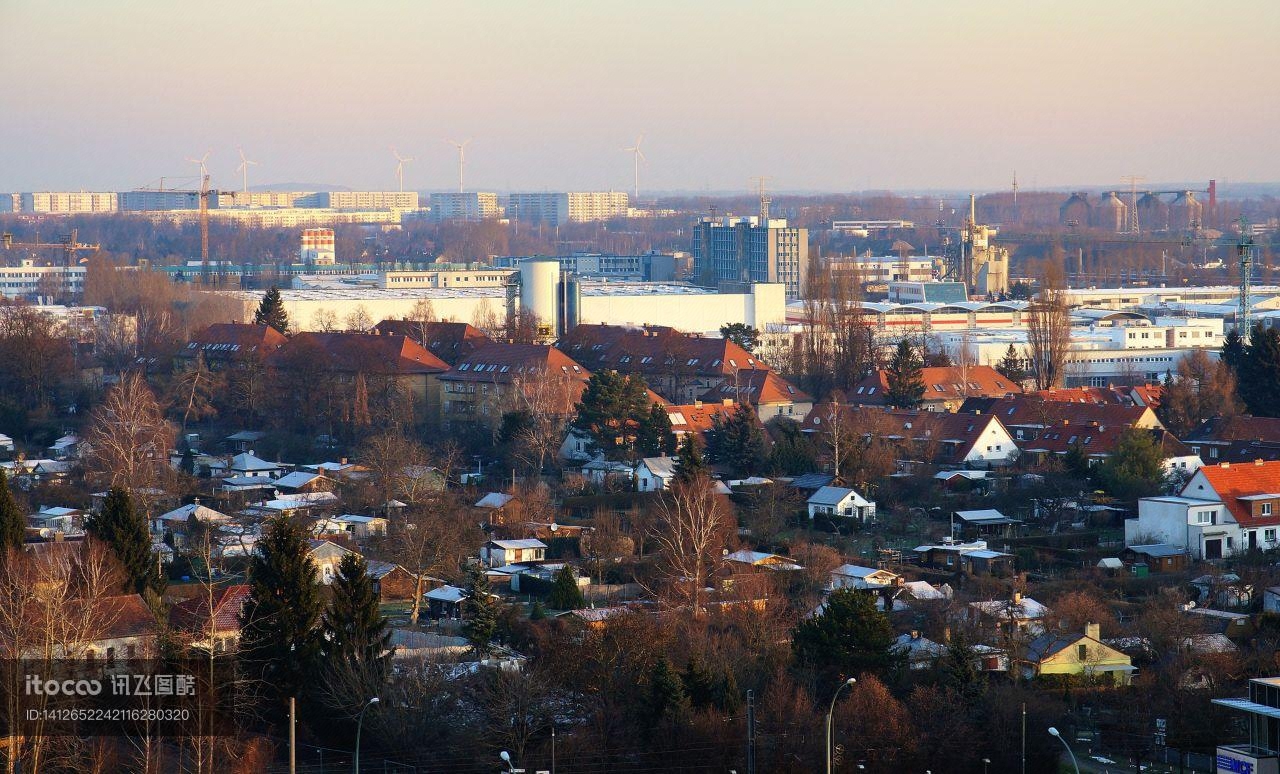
447,138,472,193
236,148,259,194
390,147,415,192
185,150,212,182
621,135,646,201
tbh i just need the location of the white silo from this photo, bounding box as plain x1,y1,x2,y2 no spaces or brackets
519,257,561,335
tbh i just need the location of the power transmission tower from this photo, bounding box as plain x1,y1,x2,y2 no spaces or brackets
1121,175,1145,234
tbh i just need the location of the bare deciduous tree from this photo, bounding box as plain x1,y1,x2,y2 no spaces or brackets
85,372,175,495
1027,261,1070,390
649,477,731,614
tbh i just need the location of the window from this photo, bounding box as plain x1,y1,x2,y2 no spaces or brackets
1209,447,1219,459
1194,511,1212,525
1265,503,1273,516
1078,644,1087,661
1266,529,1277,542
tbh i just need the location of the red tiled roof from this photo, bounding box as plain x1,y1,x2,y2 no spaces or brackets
269,332,449,374
851,366,1020,406
181,323,288,362
438,343,590,385
169,584,251,635
1185,415,1280,444
1195,460,1280,528
700,370,813,406
372,320,493,365
800,403,1008,464
666,402,760,437
71,594,157,641
961,396,1160,432
557,324,769,379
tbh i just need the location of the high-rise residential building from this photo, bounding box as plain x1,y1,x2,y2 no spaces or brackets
119,190,205,211
508,191,629,226
429,192,501,222
18,192,117,214
0,194,17,213
294,191,419,210
299,228,336,265
216,191,308,208
691,215,809,298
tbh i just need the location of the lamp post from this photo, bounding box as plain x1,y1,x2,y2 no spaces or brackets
825,677,856,774
499,750,516,773
1048,727,1079,774
982,757,991,774
352,697,379,773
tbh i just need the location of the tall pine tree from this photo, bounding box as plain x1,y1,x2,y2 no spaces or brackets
320,553,393,697
884,338,925,409
574,370,655,458
548,565,584,610
0,470,25,553
253,286,290,333
636,402,675,458
995,343,1026,384
705,404,767,476
461,563,499,655
239,516,322,716
1240,324,1280,417
87,487,164,596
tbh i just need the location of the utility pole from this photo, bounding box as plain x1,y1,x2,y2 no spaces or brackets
1021,703,1027,774
746,689,756,774
289,697,297,774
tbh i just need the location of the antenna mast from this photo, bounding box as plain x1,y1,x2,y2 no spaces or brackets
1239,217,1255,332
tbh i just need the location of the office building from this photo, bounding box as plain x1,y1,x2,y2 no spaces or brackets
429,192,501,222
16,192,117,215
507,192,629,226
0,261,87,298
692,215,809,298
829,255,936,285
299,228,336,265
1214,675,1280,772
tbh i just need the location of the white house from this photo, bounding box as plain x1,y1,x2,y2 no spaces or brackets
314,514,388,539
830,564,901,590
807,486,876,522
636,457,678,492
1126,460,1280,559
480,538,547,568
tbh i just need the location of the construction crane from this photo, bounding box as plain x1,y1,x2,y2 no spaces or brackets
132,174,219,275
0,228,101,266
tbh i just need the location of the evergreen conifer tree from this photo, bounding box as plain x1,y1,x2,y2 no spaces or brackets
996,343,1026,384
253,286,290,333
1222,327,1246,373
672,434,710,486
646,656,689,727
321,553,393,691
238,516,322,715
548,565,584,610
86,487,164,595
706,404,767,476
1240,324,1280,417
884,338,926,409
791,588,900,680
636,402,675,457
0,470,26,554
461,564,499,655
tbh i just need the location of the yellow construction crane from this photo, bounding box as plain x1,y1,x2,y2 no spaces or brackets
0,228,101,265
133,174,219,274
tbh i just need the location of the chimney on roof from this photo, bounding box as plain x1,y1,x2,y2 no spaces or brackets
723,399,734,406
1258,459,1266,466
910,630,920,640
1085,622,1100,641
694,400,703,408
1221,461,1231,468
1012,590,1023,605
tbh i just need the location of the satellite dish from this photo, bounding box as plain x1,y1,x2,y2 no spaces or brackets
549,522,559,533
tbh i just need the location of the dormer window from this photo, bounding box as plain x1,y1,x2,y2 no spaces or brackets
1265,503,1274,516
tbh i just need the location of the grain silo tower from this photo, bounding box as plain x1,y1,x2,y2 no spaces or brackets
1059,193,1092,226
1168,191,1203,232
1094,192,1128,233
1136,192,1168,232
519,257,561,337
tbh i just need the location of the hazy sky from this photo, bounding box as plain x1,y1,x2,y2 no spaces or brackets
3,0,1278,194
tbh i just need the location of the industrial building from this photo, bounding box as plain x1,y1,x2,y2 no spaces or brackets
299,228,336,265
210,267,785,336
507,192,630,225
691,214,809,298
828,255,935,285
0,261,87,298
429,192,501,222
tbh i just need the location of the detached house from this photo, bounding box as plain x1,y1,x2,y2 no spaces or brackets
1024,623,1134,686
801,405,1019,470
807,486,876,522
1127,459,1280,559
851,365,1021,412
480,538,547,568
168,584,251,654
698,370,813,422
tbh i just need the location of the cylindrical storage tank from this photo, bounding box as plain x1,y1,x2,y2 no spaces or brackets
560,277,581,335
1059,192,1092,226
1137,192,1168,232
519,257,560,334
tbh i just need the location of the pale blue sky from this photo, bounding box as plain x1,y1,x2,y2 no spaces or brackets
2,0,1277,193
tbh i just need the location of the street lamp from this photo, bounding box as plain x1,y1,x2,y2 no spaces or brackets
352,696,379,773
1048,727,1079,774
982,757,991,774
500,750,516,773
825,677,856,774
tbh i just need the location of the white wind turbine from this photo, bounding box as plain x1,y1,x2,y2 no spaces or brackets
236,148,259,194
621,134,646,201
447,138,472,193
185,149,212,182
391,147,415,192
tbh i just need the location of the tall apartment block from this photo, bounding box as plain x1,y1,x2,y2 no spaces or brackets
15,192,118,214
429,192,501,222
691,215,809,298
508,192,629,226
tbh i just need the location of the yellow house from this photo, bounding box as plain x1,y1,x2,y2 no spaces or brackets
1024,623,1135,686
